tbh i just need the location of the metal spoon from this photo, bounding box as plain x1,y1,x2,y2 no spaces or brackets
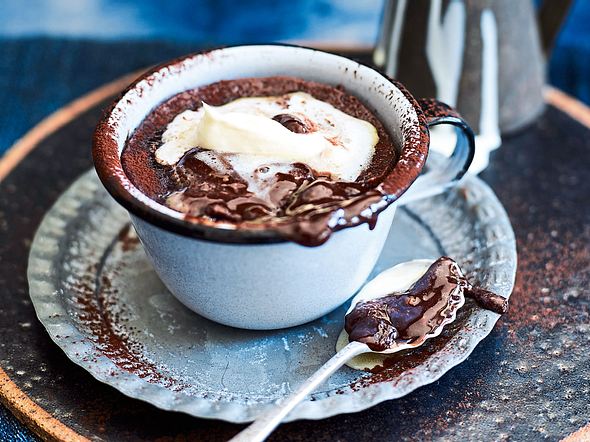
229,259,464,442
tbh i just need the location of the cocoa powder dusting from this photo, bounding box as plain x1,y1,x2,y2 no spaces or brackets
70,226,188,391
501,227,589,340
117,223,140,252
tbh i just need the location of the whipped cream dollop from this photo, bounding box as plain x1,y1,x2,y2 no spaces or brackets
155,92,379,181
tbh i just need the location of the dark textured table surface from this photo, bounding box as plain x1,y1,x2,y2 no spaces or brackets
0,41,589,441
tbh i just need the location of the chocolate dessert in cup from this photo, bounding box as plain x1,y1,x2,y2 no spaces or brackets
93,45,475,330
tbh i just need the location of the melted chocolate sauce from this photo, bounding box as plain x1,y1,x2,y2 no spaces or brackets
272,113,309,133
165,147,388,245
465,286,509,314
121,76,397,246
344,257,508,351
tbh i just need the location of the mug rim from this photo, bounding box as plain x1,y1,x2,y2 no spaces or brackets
92,43,430,245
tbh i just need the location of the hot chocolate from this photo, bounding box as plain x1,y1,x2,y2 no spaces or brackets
122,76,398,246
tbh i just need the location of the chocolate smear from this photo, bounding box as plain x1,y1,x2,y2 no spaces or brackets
465,286,509,314
345,257,509,351
272,113,309,133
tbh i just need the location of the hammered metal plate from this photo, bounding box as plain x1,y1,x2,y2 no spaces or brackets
27,169,516,423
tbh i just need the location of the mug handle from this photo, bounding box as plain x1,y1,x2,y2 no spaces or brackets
395,98,475,205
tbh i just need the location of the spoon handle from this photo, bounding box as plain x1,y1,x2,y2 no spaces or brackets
229,341,368,442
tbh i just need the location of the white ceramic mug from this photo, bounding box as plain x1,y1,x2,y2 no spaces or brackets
93,45,474,330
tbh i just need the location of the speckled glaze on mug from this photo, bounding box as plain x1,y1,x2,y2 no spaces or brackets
93,45,474,329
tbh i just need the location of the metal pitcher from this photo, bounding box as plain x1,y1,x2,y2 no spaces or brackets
375,0,571,172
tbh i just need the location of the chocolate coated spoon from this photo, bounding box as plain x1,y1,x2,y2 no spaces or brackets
230,257,507,442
